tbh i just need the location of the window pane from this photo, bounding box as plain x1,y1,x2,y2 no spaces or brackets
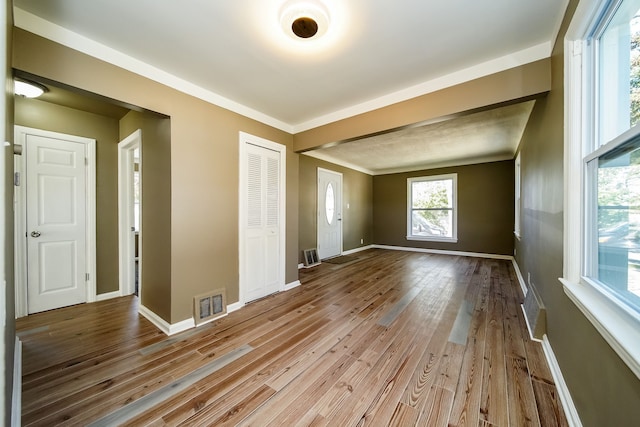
325,182,334,225
412,179,452,209
411,209,452,238
596,137,640,311
598,1,640,145
409,176,455,240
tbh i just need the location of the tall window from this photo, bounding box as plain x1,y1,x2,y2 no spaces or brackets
585,0,640,314
564,0,640,378
407,174,457,242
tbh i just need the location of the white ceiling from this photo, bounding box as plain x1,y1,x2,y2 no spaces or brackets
13,0,567,173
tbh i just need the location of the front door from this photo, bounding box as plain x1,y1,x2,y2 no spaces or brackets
21,128,92,314
240,135,284,303
317,168,342,260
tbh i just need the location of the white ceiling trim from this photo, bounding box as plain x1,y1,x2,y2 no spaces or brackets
13,7,294,133
292,41,552,133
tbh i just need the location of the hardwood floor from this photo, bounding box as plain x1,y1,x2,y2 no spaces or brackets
16,249,568,426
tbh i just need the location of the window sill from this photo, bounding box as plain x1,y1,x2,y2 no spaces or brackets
406,236,458,243
560,278,640,379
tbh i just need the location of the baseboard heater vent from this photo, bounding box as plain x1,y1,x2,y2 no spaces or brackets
522,283,546,341
194,288,227,326
302,248,320,268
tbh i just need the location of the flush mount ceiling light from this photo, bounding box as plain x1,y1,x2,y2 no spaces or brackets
280,0,330,41
14,79,47,98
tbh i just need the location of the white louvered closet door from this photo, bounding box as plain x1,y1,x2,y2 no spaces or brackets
244,142,281,302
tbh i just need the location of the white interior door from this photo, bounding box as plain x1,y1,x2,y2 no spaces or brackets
240,133,285,303
317,168,342,260
24,131,90,313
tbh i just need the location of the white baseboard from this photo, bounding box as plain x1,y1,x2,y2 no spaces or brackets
95,290,122,301
11,337,21,427
542,335,583,427
342,245,374,256
511,259,528,297
372,244,513,260
194,312,228,327
227,301,244,313
284,280,301,291
138,304,195,336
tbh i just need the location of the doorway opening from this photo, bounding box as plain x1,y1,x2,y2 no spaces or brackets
118,129,142,297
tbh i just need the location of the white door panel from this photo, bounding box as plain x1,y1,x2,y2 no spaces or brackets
242,140,282,302
25,132,88,314
317,168,342,260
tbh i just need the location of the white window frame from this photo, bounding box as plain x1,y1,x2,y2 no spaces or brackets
406,173,458,243
563,0,640,379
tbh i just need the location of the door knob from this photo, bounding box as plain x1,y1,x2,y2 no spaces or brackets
30,231,41,238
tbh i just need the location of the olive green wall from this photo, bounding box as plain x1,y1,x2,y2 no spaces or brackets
14,97,120,295
515,0,640,425
12,28,297,324
373,161,514,255
120,110,172,322
298,155,373,261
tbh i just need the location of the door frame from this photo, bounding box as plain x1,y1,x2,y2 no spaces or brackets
118,129,142,297
14,126,96,317
238,131,286,306
317,167,343,259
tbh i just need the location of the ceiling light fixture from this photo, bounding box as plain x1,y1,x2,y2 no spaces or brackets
280,0,330,41
14,79,47,98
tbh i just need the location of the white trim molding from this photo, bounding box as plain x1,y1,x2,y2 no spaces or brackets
373,244,513,260
227,301,244,314
511,258,528,297
342,245,374,256
542,335,583,427
95,291,122,302
138,304,195,336
283,280,301,292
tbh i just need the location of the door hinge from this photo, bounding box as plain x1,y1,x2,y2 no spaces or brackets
85,273,90,281
14,172,20,186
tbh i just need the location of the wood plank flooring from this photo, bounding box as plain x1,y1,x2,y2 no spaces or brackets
16,249,568,426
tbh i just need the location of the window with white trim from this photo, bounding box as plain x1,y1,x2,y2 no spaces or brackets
585,0,640,314
564,0,640,378
407,174,457,242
